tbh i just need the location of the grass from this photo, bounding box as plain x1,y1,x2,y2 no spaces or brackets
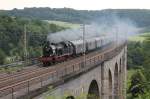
128,36,146,42
0,61,32,73
44,20,80,28
128,32,150,42
0,65,23,73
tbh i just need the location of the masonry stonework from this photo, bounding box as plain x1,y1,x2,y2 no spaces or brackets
47,46,127,99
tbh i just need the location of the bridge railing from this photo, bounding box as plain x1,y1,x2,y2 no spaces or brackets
0,43,126,99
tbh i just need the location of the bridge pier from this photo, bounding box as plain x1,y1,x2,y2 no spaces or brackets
101,62,110,99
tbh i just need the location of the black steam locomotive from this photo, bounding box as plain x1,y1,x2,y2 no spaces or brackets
39,36,112,66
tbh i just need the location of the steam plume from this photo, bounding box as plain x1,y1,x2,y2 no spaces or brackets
47,16,140,43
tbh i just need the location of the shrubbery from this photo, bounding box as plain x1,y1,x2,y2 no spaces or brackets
127,35,150,98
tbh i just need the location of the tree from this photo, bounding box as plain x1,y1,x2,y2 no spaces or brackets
0,49,6,64
0,15,67,65
127,42,144,69
128,70,146,97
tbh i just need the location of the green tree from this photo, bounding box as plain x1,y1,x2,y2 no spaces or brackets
0,15,67,65
128,70,146,97
0,49,6,64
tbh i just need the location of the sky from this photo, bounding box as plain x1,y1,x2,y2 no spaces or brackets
0,0,150,10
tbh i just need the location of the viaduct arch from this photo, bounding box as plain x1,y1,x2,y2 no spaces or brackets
108,69,112,99
87,80,100,99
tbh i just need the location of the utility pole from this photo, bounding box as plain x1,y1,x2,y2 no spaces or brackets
82,24,86,68
24,25,27,67
125,32,128,43
115,26,118,48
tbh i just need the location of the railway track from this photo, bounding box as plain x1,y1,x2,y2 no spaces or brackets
0,66,55,88
0,58,40,80
0,42,125,98
0,65,41,81
0,43,115,88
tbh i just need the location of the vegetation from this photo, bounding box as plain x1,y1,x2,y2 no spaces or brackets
46,20,80,28
0,65,22,73
128,33,150,42
127,32,150,98
0,15,66,65
1,8,150,28
1,8,150,97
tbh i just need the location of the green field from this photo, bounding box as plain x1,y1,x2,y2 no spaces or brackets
128,32,150,42
45,20,80,28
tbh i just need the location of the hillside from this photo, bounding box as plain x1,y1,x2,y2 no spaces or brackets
127,33,150,98
1,8,150,28
0,15,66,65
1,8,150,64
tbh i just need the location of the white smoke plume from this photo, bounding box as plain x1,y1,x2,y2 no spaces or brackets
47,16,140,43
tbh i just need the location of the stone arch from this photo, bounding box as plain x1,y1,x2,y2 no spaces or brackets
108,69,112,99
114,62,119,98
66,96,75,99
119,58,122,72
87,80,100,99
119,58,123,98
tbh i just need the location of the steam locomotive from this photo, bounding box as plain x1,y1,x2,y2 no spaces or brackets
39,36,112,66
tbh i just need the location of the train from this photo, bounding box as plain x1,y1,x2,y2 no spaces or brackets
39,36,113,66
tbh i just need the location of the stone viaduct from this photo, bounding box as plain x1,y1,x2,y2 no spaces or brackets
37,45,127,99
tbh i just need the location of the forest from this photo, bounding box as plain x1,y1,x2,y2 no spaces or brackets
127,33,150,99
1,8,150,28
